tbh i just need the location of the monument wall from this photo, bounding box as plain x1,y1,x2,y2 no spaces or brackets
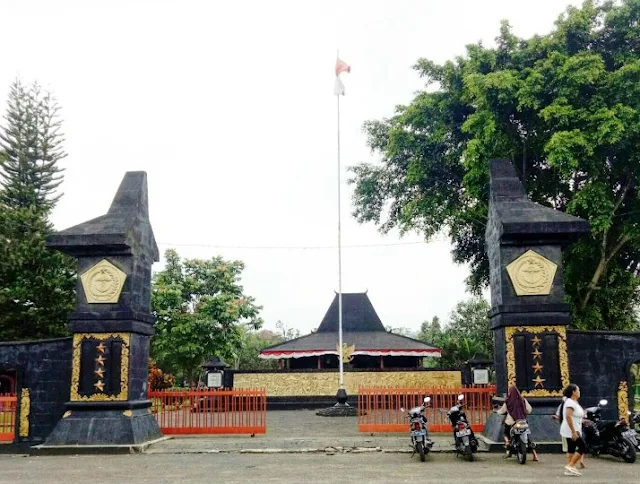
567,330,640,420
232,369,462,397
0,338,72,444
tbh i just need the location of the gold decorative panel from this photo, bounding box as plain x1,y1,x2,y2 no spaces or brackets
506,250,557,296
19,388,30,437
70,332,130,402
80,259,126,303
505,325,570,397
618,381,629,421
234,371,462,396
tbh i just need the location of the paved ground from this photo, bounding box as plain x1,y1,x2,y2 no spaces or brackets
146,409,468,453
1,452,638,483
145,409,568,453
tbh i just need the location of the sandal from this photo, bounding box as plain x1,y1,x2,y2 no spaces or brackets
532,455,539,462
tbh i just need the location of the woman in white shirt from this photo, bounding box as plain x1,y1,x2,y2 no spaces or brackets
560,384,586,476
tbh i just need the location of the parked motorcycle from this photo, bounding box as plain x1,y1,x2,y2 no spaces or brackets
400,396,434,462
506,419,535,465
626,410,640,452
446,394,478,461
582,399,636,463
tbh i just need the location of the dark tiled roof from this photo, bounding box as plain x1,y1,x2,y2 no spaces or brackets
317,293,385,333
261,331,439,352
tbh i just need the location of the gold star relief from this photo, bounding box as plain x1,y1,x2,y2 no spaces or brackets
96,343,106,353
531,336,542,346
94,380,105,392
532,348,543,360
95,355,105,365
532,375,546,388
94,368,105,378
532,362,544,374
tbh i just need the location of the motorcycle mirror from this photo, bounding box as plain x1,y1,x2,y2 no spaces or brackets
457,394,464,401
599,399,608,406
424,397,431,403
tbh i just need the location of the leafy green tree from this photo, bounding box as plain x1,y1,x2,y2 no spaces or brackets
151,249,263,384
349,0,640,330
417,316,443,346
0,79,75,341
0,79,66,211
417,298,492,368
235,329,283,370
275,320,301,341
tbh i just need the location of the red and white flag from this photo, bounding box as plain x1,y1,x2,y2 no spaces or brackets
334,57,351,96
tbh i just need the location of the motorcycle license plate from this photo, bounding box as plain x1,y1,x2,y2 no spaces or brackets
412,430,426,437
456,429,471,437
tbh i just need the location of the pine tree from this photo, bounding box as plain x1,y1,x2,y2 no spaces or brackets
0,78,75,341
0,79,65,211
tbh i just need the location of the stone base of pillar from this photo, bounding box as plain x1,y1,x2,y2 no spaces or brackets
42,406,162,447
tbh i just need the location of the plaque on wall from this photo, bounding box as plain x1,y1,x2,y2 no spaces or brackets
207,372,222,388
473,369,490,385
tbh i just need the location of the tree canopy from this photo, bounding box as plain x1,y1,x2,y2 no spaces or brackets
0,79,75,341
417,298,493,368
151,249,263,383
349,0,640,330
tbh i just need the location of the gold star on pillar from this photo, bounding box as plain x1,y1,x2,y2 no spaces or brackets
532,375,546,388
532,362,544,373
94,380,105,392
94,368,105,378
96,343,106,353
95,355,105,365
532,348,543,360
531,336,542,346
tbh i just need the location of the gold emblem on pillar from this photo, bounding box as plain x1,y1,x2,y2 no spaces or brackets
505,325,570,397
506,250,557,296
19,388,30,437
618,381,629,421
80,259,126,303
70,332,130,402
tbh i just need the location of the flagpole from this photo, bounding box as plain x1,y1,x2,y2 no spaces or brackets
336,68,344,391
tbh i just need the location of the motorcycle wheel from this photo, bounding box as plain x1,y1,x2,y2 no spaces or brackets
621,438,637,463
516,440,527,465
464,445,474,462
417,442,426,462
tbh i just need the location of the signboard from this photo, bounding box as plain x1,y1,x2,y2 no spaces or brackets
473,369,490,385
207,372,223,388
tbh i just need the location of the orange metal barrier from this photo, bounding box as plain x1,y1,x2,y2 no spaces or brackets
149,388,266,435
358,386,496,433
0,394,17,442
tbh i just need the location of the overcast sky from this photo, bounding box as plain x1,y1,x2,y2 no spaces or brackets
1,0,579,334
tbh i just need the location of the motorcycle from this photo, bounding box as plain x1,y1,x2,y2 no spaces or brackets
626,410,640,452
582,399,636,463
505,419,536,465
400,396,434,462
446,394,478,461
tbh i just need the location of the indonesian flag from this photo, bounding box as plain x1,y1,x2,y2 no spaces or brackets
334,57,351,96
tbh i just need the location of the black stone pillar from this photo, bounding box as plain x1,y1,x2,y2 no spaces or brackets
482,159,589,444
42,172,162,447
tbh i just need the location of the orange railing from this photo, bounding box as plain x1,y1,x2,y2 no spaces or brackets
149,388,266,435
358,385,496,433
0,393,17,442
